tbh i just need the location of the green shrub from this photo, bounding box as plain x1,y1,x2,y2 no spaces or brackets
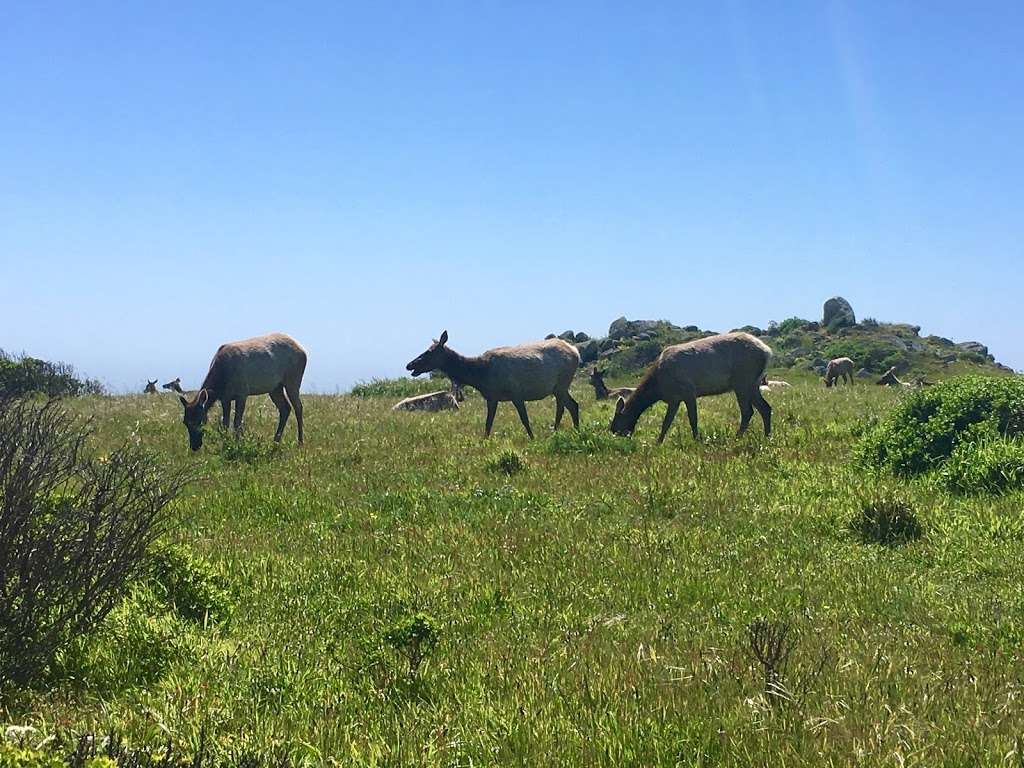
144,545,232,624
776,317,813,336
857,376,1024,477
823,338,904,373
485,449,526,476
210,429,279,465
350,377,448,398
851,491,923,546
546,424,637,455
941,438,1024,495
384,612,439,680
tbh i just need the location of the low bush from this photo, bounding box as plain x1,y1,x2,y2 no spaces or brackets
851,491,923,546
0,396,191,684
485,449,526,476
941,438,1024,495
350,377,450,398
857,375,1024,478
144,544,232,624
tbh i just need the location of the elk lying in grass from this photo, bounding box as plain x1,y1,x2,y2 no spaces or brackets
610,332,773,443
393,381,465,412
588,367,636,400
162,377,184,393
144,379,158,394
877,367,932,389
179,333,307,451
824,357,855,387
406,331,580,438
759,377,791,394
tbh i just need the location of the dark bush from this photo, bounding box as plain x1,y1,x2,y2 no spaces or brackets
857,376,1024,477
0,396,191,684
350,376,453,398
852,491,923,546
0,349,104,398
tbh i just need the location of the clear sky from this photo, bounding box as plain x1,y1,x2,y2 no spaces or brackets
2,2,1021,391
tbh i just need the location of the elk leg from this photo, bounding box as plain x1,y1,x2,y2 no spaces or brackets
753,387,772,437
657,400,681,444
735,390,754,436
553,399,565,430
513,400,534,439
562,390,580,429
683,392,699,439
285,381,303,444
233,397,247,433
269,386,291,442
484,400,498,437
221,399,231,428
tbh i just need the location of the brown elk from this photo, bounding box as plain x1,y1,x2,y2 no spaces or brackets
162,377,184,393
406,331,580,438
610,332,773,443
393,380,465,412
823,357,855,387
179,333,307,451
588,367,636,401
144,379,158,394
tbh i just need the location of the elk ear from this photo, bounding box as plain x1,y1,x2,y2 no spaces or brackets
439,330,448,346
198,389,209,407
179,395,189,407
615,396,626,414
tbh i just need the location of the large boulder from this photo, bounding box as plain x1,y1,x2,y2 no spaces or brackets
576,339,599,363
558,330,576,342
608,317,663,340
822,296,856,329
574,332,590,343
957,341,989,357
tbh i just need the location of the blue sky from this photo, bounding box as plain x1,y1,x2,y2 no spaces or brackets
2,1,1021,391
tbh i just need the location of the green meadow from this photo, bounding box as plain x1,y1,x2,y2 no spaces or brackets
5,371,1024,766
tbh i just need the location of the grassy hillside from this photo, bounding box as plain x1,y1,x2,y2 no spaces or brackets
574,314,1014,383
4,377,1024,765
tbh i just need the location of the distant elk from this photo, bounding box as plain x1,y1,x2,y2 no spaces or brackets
877,367,931,389
406,331,580,438
144,379,158,394
588,368,636,401
179,333,307,451
823,357,855,387
610,332,773,443
393,381,465,412
162,377,184,393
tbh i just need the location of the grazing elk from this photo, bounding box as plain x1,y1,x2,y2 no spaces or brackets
824,357,855,387
179,333,307,451
162,377,184,393
144,379,158,394
406,331,580,438
588,367,636,401
610,332,772,444
393,381,465,412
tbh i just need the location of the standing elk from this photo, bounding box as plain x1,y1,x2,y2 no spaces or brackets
162,377,184,393
179,333,307,451
824,357,855,387
144,379,158,394
610,332,773,444
406,330,580,438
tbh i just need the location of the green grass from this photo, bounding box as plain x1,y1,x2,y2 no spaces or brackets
5,374,1024,766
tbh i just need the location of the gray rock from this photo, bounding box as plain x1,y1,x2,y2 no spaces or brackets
813,365,827,376
634,332,653,341
608,317,661,339
823,296,856,329
856,368,872,378
574,332,590,343
683,325,700,333
599,337,618,352
940,354,958,364
558,330,576,342
599,349,617,359
576,339,599,363
544,333,556,340
957,341,988,357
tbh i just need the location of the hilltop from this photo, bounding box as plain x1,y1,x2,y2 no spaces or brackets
551,296,1015,381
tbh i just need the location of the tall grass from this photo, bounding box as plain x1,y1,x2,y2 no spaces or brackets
6,373,1024,766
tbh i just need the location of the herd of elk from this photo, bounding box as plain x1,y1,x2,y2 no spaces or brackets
161,327,916,450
